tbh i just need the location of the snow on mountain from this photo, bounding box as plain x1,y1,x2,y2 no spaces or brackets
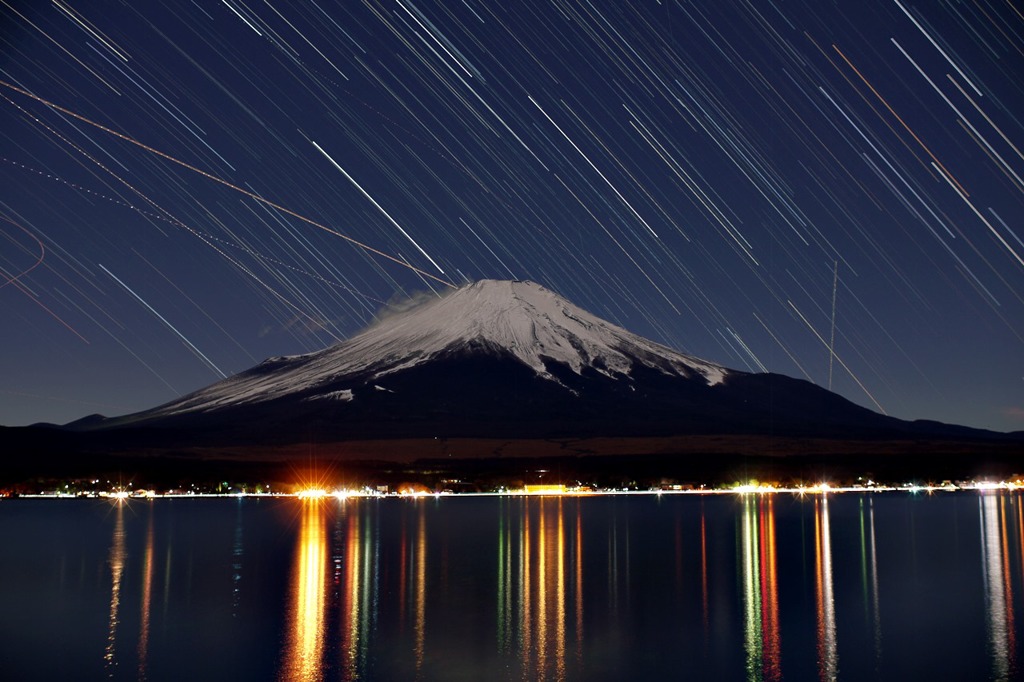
141,279,730,418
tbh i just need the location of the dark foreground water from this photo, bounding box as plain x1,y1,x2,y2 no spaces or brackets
1,492,1021,681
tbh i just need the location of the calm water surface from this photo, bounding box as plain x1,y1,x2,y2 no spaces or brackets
1,492,1020,681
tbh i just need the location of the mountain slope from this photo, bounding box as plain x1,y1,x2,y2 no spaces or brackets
51,279,1009,449
124,279,728,420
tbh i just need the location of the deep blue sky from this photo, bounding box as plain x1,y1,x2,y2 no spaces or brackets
1,1,1022,431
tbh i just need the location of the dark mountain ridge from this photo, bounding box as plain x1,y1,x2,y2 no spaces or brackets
3,280,1020,482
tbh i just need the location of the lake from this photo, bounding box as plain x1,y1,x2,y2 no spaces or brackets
1,492,1020,680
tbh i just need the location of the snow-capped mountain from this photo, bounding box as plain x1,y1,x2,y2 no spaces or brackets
7,276,1021,477
53,277,1010,452
137,279,729,419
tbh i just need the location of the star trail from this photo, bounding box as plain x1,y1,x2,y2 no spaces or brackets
1,0,1021,431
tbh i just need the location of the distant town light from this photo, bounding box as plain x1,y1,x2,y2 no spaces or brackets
524,484,567,495
734,482,777,494
973,481,1009,491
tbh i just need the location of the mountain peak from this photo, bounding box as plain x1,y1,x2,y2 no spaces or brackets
358,278,728,384
77,279,1004,447
135,278,730,419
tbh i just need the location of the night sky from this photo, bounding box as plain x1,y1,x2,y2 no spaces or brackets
1,1,1021,432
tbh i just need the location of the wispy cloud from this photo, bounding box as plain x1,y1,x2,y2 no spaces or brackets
1003,407,1024,422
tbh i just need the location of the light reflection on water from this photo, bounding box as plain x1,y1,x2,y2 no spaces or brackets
280,500,328,681
5,492,1024,680
741,496,780,682
814,496,837,682
413,502,426,678
137,507,155,680
104,502,126,676
860,496,882,673
981,493,1019,681
509,497,578,682
337,502,371,679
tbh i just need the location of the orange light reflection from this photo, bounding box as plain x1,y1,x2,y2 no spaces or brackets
760,498,781,681
513,497,576,681
414,503,427,676
280,500,327,681
700,505,709,643
137,508,155,680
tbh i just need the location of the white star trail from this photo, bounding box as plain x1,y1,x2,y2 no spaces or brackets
0,0,1020,430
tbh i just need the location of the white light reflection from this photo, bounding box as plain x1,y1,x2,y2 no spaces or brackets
815,497,837,681
980,493,1015,680
104,502,126,675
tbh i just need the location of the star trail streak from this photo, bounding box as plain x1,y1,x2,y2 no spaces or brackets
0,1,1021,431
